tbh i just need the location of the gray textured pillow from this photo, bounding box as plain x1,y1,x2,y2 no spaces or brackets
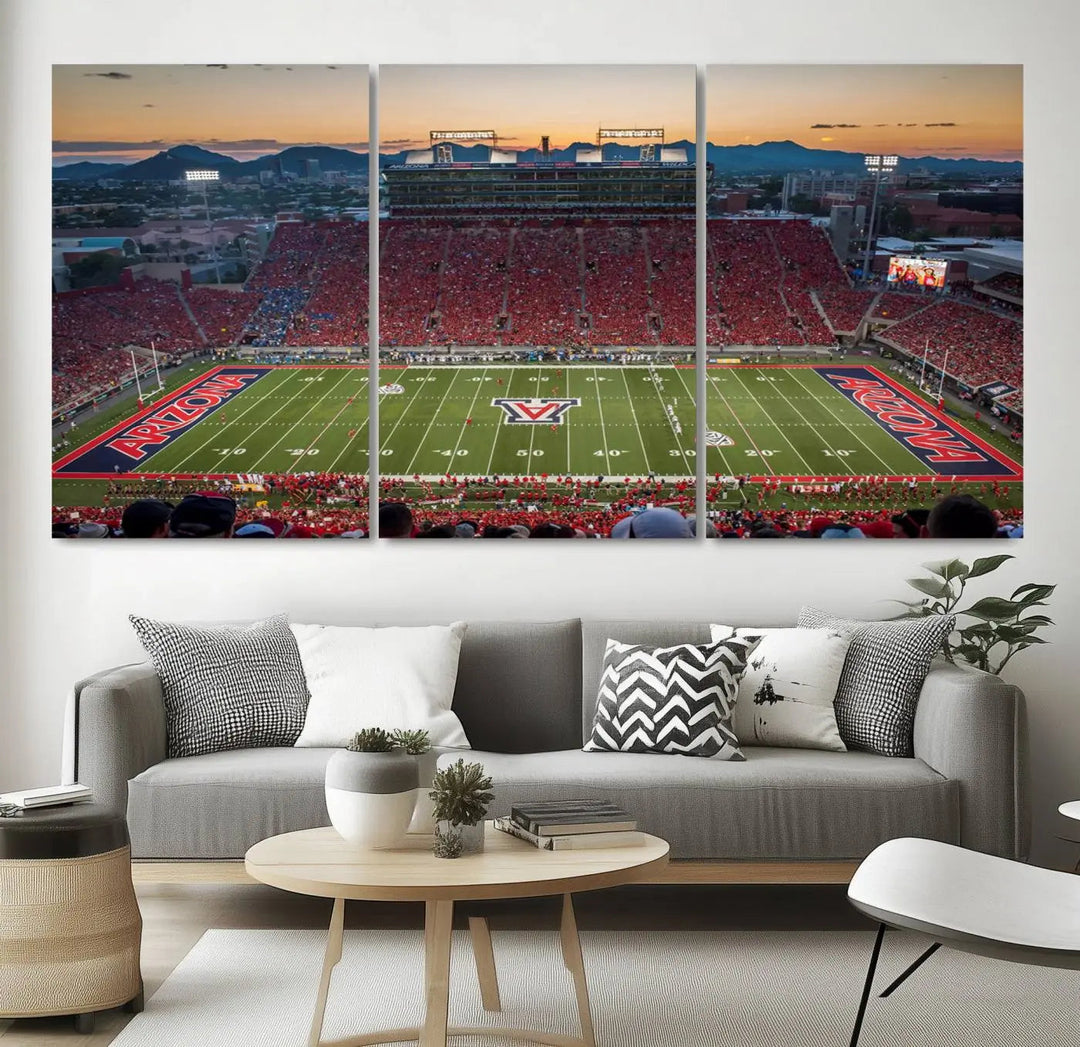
129,613,310,758
797,607,954,757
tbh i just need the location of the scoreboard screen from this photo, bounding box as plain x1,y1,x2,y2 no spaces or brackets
887,256,948,289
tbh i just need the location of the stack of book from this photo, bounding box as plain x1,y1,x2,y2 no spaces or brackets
494,799,638,850
0,783,92,810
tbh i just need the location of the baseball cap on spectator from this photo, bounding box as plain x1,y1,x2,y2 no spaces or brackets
686,515,718,538
339,528,366,538
169,494,237,538
75,522,112,538
234,523,277,538
454,522,477,538
820,523,867,539
610,507,691,539
809,516,836,538
120,499,173,538
52,521,78,538
286,523,317,538
508,524,531,537
857,520,895,539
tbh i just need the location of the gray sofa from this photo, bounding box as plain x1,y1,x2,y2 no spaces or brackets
65,618,1030,867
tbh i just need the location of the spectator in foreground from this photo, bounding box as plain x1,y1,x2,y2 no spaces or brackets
169,495,237,539
926,494,999,539
610,507,692,539
379,501,414,538
120,499,173,539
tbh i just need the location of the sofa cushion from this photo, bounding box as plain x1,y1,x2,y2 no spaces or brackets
127,747,336,859
452,619,582,753
457,748,958,861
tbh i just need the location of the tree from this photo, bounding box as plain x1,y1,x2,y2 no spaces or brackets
883,203,914,238
787,193,818,215
67,251,131,289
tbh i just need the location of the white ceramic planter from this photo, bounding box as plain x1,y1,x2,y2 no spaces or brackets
324,750,419,849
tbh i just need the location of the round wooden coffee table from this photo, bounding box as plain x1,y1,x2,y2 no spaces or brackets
245,823,669,1047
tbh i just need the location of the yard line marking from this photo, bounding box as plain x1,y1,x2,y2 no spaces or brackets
704,367,775,476
167,368,299,473
325,376,371,473
669,364,706,479
792,368,906,474
288,373,369,473
448,367,489,461
728,369,817,475
620,366,653,474
764,370,856,476
645,362,691,475
378,367,439,456
404,368,464,475
526,368,543,464
247,369,355,472
592,367,612,474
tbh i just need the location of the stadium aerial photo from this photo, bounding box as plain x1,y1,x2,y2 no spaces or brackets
376,64,698,538
51,64,371,538
700,64,1023,539
51,63,1022,539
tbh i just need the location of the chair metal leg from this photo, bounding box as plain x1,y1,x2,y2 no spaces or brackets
880,942,941,998
849,923,886,1047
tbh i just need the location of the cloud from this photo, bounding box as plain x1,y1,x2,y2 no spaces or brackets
142,104,155,108
54,139,165,151
898,123,918,127
326,65,338,69
925,122,957,127
874,123,888,127
810,123,861,129
381,138,415,146
83,71,132,80
206,64,229,69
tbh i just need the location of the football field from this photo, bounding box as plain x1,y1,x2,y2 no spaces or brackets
52,361,1022,504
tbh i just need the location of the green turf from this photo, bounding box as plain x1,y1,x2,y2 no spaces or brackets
52,361,1022,512
378,364,695,478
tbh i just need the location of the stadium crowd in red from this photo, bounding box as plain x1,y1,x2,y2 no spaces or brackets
882,300,1023,392
814,288,877,332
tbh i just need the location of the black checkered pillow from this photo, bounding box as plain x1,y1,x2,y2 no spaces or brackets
797,607,955,757
129,614,310,758
584,636,756,760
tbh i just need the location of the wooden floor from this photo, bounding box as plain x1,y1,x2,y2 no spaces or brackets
0,881,869,1044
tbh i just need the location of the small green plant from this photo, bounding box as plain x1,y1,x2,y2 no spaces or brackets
346,727,431,754
433,822,463,859
891,554,1054,675
429,759,494,826
347,728,395,753
389,729,431,755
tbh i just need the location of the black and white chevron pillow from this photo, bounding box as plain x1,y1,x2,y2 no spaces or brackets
584,637,756,760
129,613,310,759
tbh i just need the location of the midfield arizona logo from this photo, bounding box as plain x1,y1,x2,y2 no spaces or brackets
491,397,581,425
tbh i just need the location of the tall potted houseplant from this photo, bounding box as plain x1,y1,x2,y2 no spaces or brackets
325,728,430,848
430,758,494,858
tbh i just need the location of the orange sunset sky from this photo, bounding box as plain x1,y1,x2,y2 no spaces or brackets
53,63,1021,166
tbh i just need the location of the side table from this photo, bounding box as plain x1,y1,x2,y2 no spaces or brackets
0,802,143,1033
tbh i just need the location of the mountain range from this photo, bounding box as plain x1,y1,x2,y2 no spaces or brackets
52,139,1023,181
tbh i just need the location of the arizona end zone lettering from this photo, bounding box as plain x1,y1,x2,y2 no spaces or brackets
818,368,1019,478
54,368,269,475
108,373,264,460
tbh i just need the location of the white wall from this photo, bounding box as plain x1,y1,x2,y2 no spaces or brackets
2,0,1078,865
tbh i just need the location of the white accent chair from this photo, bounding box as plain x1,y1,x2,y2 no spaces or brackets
846,836,1080,1047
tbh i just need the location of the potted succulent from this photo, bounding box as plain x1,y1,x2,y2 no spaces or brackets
324,728,430,849
429,758,494,858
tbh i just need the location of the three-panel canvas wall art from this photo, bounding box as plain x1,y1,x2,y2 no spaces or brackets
51,64,1023,540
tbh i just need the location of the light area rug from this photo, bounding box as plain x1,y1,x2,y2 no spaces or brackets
111,928,1080,1046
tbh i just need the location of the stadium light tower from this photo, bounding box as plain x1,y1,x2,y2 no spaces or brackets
185,169,221,284
861,154,897,285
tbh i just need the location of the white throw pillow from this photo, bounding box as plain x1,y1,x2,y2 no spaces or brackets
291,622,470,748
709,625,849,752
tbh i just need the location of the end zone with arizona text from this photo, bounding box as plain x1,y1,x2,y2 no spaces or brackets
53,367,270,477
817,366,1022,479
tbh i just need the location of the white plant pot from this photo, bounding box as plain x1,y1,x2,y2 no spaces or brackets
324,750,419,849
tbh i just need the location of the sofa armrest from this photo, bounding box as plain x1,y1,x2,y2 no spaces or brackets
913,660,1029,859
65,663,167,816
